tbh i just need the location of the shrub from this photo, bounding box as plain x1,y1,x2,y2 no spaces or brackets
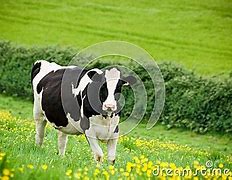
0,41,231,134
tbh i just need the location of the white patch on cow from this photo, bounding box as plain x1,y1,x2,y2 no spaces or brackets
90,68,103,75
71,69,103,118
32,60,77,94
58,113,83,135
86,114,119,141
32,60,62,92
80,95,86,118
72,75,91,97
72,69,103,97
103,68,120,111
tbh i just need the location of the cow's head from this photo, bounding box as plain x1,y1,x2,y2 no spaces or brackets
82,68,136,116
99,68,136,114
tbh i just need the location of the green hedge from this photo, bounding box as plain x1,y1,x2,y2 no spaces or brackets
0,41,231,134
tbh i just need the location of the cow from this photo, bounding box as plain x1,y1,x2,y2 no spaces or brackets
31,60,136,164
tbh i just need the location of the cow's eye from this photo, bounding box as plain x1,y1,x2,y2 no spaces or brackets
100,83,108,102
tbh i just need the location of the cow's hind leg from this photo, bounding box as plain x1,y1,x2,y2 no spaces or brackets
33,97,47,146
58,131,68,156
35,119,47,146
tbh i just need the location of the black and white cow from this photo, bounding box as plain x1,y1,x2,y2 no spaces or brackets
31,60,136,164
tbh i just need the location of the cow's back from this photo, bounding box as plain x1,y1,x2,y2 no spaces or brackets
31,60,63,92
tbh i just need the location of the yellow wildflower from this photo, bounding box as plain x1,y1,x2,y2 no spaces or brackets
102,170,109,180
41,164,48,170
170,163,176,169
147,169,152,177
109,165,114,170
1,176,9,180
110,169,115,175
124,172,130,177
147,161,153,169
0,153,6,157
27,164,34,169
83,176,89,180
94,168,100,176
18,167,24,173
66,169,72,176
74,172,81,179
3,169,10,176
142,164,148,172
218,163,223,168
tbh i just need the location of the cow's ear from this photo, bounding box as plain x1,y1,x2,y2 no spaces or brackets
88,71,103,82
122,75,137,86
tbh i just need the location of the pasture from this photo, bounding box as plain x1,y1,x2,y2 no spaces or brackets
0,0,232,75
0,95,232,179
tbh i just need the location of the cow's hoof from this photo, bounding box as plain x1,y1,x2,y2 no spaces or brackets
108,159,115,165
35,136,43,146
35,141,43,147
95,154,103,163
58,152,65,156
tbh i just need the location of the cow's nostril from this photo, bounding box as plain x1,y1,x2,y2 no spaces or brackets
105,104,115,109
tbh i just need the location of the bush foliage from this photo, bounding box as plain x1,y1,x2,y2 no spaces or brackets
0,41,231,134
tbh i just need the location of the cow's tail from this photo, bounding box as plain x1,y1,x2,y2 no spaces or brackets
31,61,42,84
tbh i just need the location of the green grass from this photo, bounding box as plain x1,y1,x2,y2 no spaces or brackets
0,0,232,76
0,94,231,179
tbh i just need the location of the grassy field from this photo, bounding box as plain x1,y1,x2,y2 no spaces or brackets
0,95,231,179
0,0,232,76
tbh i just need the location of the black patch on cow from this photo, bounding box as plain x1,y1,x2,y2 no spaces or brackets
114,125,119,133
87,71,103,82
37,70,53,94
39,69,69,127
61,67,86,121
82,81,105,118
113,80,125,115
99,82,108,103
31,62,41,83
80,116,90,132
84,135,90,145
114,80,123,100
79,79,108,131
37,67,86,127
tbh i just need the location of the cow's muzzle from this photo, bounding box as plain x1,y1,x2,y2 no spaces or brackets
103,104,116,112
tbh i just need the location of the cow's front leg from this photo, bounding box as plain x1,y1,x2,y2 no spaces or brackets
58,131,68,156
107,136,118,165
86,136,103,163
